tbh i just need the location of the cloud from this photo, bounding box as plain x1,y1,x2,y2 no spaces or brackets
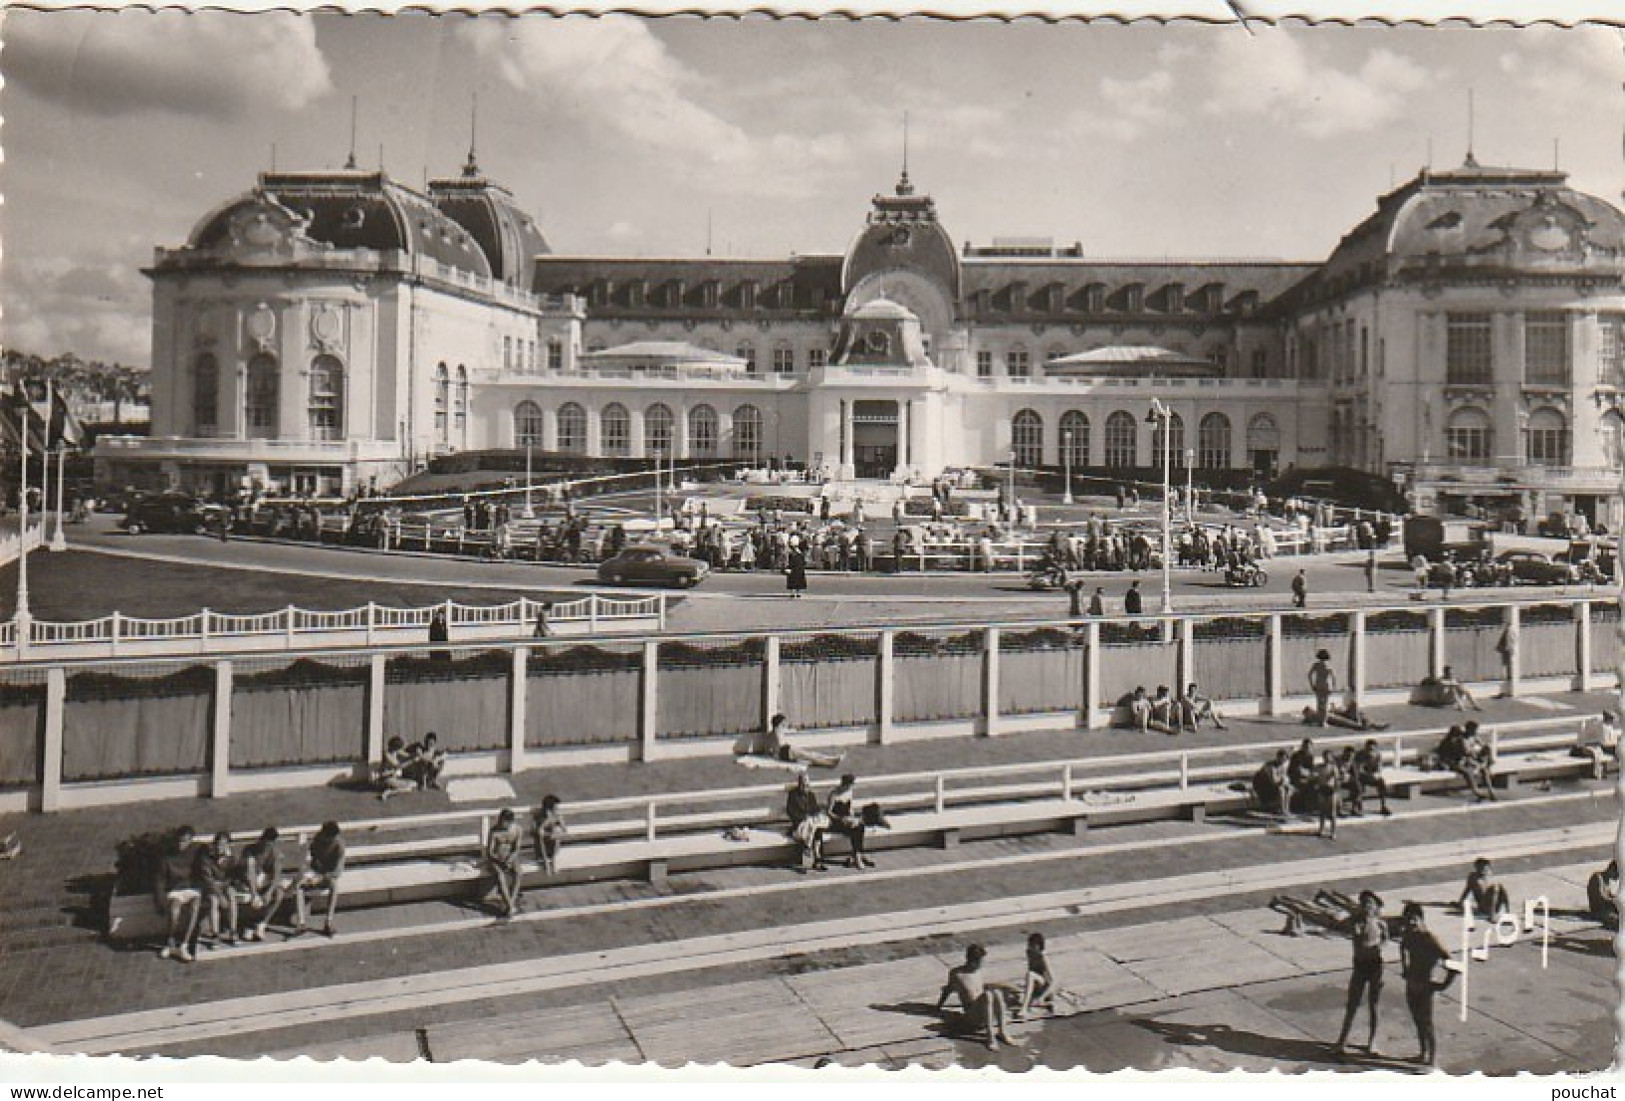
1203,30,1431,139
1499,26,1621,108
3,10,333,121
1,253,153,367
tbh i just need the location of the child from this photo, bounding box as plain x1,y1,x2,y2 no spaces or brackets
1017,932,1055,1019
530,795,567,876
485,808,523,918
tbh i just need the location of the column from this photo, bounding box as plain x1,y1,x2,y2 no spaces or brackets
1429,606,1448,678
763,634,781,728
508,647,528,774
1176,618,1195,693
1578,600,1595,691
40,667,66,813
366,653,387,771
984,627,1001,737
1504,604,1521,698
542,406,559,452
1350,610,1367,707
1264,614,1283,715
585,403,602,457
876,630,895,744
1082,620,1103,729
210,660,233,798
639,640,659,762
895,400,909,475
674,404,691,460
628,407,647,459
839,399,854,476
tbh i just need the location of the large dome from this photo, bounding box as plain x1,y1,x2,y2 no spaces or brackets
430,163,552,292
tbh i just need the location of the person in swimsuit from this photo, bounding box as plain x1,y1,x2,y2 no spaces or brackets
530,795,567,876
1315,750,1344,840
1308,650,1337,726
295,821,346,937
240,826,286,942
484,807,523,918
1287,738,1318,812
1334,890,1389,1057
1016,932,1056,1020
1350,740,1393,818
936,943,1015,1050
1252,750,1293,820
826,774,873,869
376,736,417,802
1399,902,1456,1066
1178,682,1227,731
1587,860,1620,930
1457,857,1511,920
742,713,844,769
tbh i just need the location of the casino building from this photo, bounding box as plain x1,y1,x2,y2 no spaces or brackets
100,149,1625,526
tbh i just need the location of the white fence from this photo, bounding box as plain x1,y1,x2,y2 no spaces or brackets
2,593,666,661
0,520,47,568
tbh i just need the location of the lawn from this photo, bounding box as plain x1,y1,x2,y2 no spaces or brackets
0,552,580,622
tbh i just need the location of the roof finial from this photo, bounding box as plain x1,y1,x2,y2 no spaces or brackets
463,92,481,177
1463,88,1479,168
896,110,914,196
346,96,358,170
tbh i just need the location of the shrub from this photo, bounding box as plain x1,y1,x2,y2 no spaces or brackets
743,495,816,514
902,498,971,517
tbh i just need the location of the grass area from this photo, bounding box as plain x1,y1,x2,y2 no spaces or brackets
0,551,578,622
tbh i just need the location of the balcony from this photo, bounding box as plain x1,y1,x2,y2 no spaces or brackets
95,436,402,464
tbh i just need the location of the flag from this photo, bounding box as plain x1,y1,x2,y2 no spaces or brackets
1,382,45,454
48,383,85,449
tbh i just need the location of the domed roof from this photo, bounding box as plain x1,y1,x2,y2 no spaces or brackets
187,170,493,280
430,164,552,292
1046,345,1220,378
846,296,917,321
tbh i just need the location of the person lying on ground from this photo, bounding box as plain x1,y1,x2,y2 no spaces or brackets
936,944,1016,1051
1321,698,1390,732
739,713,845,769
1436,665,1482,712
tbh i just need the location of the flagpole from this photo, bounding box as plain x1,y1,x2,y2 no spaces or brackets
15,414,31,631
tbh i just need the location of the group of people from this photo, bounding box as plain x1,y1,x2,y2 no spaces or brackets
480,797,568,918
1123,682,1228,735
374,733,448,800
785,772,881,873
1431,721,1497,801
1252,737,1393,834
936,935,1060,1051
153,822,345,961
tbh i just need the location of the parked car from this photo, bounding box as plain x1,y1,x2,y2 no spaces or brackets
1494,550,1576,585
122,494,227,535
597,545,710,588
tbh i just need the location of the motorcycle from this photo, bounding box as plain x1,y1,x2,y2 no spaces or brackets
1224,562,1268,588
1027,564,1069,591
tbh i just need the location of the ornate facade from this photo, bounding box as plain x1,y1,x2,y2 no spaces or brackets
102,155,1625,524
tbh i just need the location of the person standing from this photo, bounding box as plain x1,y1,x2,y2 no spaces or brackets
428,608,451,662
1363,549,1377,594
785,543,808,599
1291,568,1308,608
1308,649,1337,726
1334,890,1389,1057
1066,578,1085,619
1124,580,1143,616
1088,586,1106,616
1315,750,1344,840
1399,903,1455,1066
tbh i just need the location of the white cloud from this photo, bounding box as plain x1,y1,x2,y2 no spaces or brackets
1203,30,1431,139
1,253,153,367
3,10,332,121
1499,27,1621,108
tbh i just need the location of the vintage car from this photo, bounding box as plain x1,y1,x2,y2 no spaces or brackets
121,493,229,535
1494,550,1576,585
596,544,710,588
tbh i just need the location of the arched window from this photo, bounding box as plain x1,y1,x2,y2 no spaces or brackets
193,353,218,436
1525,407,1569,465
1152,412,1186,467
1198,412,1232,470
246,353,279,438
434,363,449,444
1059,411,1089,468
1603,411,1625,469
514,401,544,448
1446,407,1492,461
1104,411,1138,468
601,402,630,456
1246,413,1280,474
557,402,586,454
1011,409,1043,468
733,404,763,461
454,366,469,448
645,403,674,457
736,343,757,374
689,405,718,458
308,355,344,442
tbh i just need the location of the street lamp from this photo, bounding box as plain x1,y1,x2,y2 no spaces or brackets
1007,448,1017,524
1146,400,1173,614
1062,428,1074,506
1185,448,1195,525
653,447,664,533
521,441,535,520
14,427,31,633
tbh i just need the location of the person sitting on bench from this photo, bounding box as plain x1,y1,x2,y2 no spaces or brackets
405,732,447,791
1350,740,1393,817
154,826,202,962
741,713,844,769
936,943,1016,1051
294,821,346,937
239,827,286,942
1252,749,1293,820
530,795,567,876
376,736,417,802
1457,857,1511,920
484,807,523,918
826,774,873,870
786,774,828,872
1587,860,1620,930
1435,725,1495,802
1178,682,1227,731
1287,739,1318,813
1570,711,1620,779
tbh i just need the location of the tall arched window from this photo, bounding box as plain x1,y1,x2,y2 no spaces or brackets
1152,412,1186,468
689,405,718,458
245,353,279,438
1445,407,1492,460
1603,411,1625,469
733,404,763,461
454,366,469,448
1198,412,1232,470
601,402,630,456
645,403,674,457
1246,413,1280,474
1059,411,1089,468
434,364,449,445
557,402,587,454
1011,409,1043,468
193,353,218,436
308,355,344,441
1104,411,1138,468
514,401,544,447
1525,407,1569,465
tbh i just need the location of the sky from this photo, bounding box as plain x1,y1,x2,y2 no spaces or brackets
0,12,1619,368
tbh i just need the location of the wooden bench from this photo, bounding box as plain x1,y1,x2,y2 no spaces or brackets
1384,749,1602,800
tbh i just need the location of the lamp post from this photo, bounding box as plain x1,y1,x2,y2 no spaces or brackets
1147,400,1173,614
1007,448,1017,524
521,441,535,520
14,426,30,630
653,448,664,533
1185,448,1195,525
49,444,66,552
1062,429,1074,506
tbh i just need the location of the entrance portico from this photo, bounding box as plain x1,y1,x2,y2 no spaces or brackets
834,395,930,480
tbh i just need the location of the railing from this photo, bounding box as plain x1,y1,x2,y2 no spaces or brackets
0,520,46,568
5,593,666,660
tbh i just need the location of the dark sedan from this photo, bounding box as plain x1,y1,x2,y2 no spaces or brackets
597,545,710,588
1495,550,1575,585
122,494,228,535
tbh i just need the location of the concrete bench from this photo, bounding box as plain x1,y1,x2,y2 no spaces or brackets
104,782,1246,941
1383,750,1600,800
